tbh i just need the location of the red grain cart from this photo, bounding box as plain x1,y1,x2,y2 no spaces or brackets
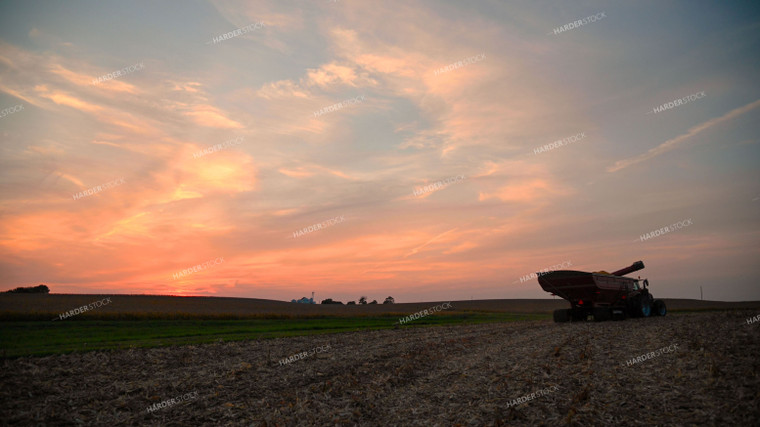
537,261,666,322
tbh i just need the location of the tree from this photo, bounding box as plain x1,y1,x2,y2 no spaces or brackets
5,284,49,293
347,301,356,305
321,298,334,304
359,296,367,305
383,296,395,304
370,300,378,304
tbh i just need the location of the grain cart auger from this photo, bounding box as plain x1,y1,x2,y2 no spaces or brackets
537,260,667,322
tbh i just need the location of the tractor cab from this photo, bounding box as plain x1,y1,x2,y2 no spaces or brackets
631,278,649,292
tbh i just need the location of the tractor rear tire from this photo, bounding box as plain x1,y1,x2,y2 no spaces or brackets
653,300,667,316
593,307,612,322
553,309,570,323
629,296,652,318
638,296,652,317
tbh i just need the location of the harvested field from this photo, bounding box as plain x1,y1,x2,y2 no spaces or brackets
2,311,759,425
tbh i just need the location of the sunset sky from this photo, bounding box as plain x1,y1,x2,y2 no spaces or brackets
1,1,758,302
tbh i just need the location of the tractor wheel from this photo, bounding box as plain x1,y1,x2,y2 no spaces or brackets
628,296,651,318
637,296,652,317
553,309,570,323
593,307,612,322
653,300,667,316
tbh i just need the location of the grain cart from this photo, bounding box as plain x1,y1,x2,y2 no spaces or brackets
537,261,667,322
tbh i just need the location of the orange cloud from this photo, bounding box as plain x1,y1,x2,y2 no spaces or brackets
36,87,102,114
478,178,562,203
184,105,243,129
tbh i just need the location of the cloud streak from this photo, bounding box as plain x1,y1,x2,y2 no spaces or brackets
607,99,760,172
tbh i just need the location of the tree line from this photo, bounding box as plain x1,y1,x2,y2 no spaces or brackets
4,284,50,293
321,296,395,305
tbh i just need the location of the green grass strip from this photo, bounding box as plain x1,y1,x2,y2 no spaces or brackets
0,313,548,358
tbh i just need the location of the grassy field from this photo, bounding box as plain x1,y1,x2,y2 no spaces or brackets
0,312,547,358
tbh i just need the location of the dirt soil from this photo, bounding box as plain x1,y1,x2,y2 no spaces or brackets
2,311,759,426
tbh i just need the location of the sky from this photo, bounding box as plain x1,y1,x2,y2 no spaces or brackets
0,0,758,303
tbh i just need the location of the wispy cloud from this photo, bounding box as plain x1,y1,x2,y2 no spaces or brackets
405,228,459,257
608,99,760,172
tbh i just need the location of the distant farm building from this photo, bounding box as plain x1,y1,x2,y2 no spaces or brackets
291,292,315,304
